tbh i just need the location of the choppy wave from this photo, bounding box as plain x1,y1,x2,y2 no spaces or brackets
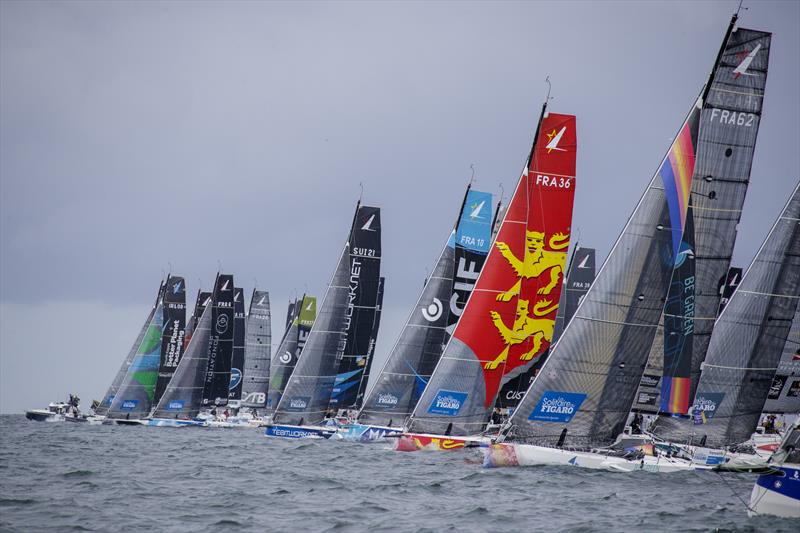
0,415,796,532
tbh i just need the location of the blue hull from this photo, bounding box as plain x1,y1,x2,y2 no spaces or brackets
148,418,207,427
335,424,402,442
264,424,335,439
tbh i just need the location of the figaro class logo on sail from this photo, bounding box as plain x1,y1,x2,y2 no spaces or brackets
528,391,587,423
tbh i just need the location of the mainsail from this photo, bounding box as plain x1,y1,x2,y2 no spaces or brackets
241,290,271,409
201,274,235,407
96,280,163,416
409,110,577,436
718,267,743,316
328,206,383,412
354,276,385,408
228,287,246,401
106,297,165,420
153,275,186,405
506,99,698,446
359,188,493,426
633,20,771,418
184,290,212,349
266,295,315,413
273,204,379,425
657,183,800,447
763,304,800,414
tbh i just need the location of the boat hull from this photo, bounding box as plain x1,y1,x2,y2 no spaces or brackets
264,424,335,439
749,465,800,518
483,443,696,473
148,418,208,427
394,433,487,452
334,424,402,442
25,410,63,422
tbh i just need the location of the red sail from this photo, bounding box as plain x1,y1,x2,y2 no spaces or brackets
452,113,577,407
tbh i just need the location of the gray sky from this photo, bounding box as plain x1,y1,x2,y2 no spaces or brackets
1,1,798,413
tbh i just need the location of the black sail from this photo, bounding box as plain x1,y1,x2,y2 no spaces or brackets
201,274,235,407
718,267,743,316
154,276,187,404
328,206,383,412
96,280,163,416
241,290,271,409
266,296,315,414
227,287,246,401
658,183,800,447
185,290,212,346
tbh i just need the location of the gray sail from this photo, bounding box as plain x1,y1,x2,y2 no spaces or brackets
96,281,162,416
358,234,456,426
505,102,699,446
553,248,596,345
762,304,800,414
151,304,213,419
635,23,772,421
656,183,800,447
272,245,352,425
241,290,271,409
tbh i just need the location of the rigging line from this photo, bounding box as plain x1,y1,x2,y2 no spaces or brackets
716,470,758,515
700,362,778,371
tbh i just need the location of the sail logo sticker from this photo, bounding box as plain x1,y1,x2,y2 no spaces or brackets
221,279,230,291
361,214,377,231
427,390,467,416
691,392,725,420
732,44,761,78
376,393,400,408
469,200,487,220
545,126,567,153
215,314,229,334
167,400,185,411
172,280,183,294
528,391,587,423
421,298,443,322
229,368,242,391
577,254,591,268
121,399,139,411
286,396,310,411
279,351,292,364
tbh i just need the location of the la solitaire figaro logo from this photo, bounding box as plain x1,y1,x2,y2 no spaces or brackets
375,393,400,408
691,392,725,419
427,390,468,416
121,399,139,411
528,391,587,423
286,396,310,411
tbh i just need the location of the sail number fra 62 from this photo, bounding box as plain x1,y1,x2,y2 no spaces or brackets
536,174,572,189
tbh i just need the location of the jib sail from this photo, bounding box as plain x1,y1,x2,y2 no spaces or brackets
151,302,213,419
153,275,186,405
328,206,383,412
659,183,800,447
359,188,493,427
106,295,165,420
266,295,315,413
409,108,577,436
228,287,246,401
96,280,163,416
241,290,271,409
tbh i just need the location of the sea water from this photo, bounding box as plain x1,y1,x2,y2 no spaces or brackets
0,415,795,532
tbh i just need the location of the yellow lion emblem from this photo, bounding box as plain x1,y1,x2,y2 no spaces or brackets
483,299,559,370
495,230,569,302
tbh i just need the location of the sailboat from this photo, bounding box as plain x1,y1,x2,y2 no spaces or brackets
649,182,800,466
347,186,493,442
105,275,186,425
266,295,316,414
265,203,382,439
748,417,800,518
485,13,773,472
149,274,235,427
399,100,578,451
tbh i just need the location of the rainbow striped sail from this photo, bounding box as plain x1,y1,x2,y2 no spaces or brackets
660,114,698,259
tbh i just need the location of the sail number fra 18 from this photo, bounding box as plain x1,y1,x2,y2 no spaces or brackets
535,174,572,189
